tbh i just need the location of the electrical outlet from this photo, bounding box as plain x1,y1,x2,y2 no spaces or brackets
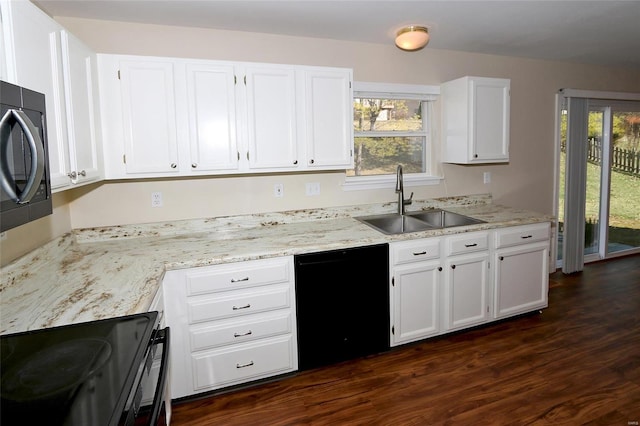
151,192,163,207
483,172,491,184
274,184,284,198
306,182,320,196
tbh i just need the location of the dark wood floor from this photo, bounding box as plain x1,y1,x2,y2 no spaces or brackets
171,254,640,425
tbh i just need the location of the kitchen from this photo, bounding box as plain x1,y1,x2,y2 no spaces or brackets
1,0,640,424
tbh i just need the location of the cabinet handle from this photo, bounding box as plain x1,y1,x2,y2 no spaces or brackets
309,159,315,164
191,163,197,168
230,277,250,283
499,256,504,261
236,361,254,369
464,243,478,247
234,330,253,337
451,265,456,269
438,267,442,271
170,163,177,169
232,303,251,310
474,154,478,158
521,235,533,239
293,160,298,165
67,171,77,179
78,170,86,177
413,251,427,256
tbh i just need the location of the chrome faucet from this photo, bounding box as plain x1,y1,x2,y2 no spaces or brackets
395,164,413,215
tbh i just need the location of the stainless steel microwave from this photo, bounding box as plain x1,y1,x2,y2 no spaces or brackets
0,80,52,232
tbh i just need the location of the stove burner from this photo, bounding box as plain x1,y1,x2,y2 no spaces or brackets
1,338,112,401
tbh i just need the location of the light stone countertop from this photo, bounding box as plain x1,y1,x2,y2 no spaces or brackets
0,194,553,335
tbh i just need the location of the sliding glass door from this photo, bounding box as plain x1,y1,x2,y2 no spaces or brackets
558,97,640,269
605,106,640,255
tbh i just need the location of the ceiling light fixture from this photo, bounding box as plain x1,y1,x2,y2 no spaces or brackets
395,26,430,51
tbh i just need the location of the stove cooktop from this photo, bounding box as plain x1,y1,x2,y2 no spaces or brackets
1,312,158,426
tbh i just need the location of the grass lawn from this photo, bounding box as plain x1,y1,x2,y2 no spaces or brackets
559,152,640,246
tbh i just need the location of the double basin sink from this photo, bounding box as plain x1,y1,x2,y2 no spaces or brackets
356,209,485,235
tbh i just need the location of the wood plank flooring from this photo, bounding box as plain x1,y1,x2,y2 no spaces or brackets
170,254,640,425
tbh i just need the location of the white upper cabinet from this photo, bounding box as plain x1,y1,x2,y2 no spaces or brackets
119,59,180,175
300,68,353,169
185,63,239,172
244,65,298,170
441,76,510,164
59,30,101,186
1,0,102,190
98,54,353,179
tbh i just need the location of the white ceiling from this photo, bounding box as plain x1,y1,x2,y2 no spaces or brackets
33,0,640,69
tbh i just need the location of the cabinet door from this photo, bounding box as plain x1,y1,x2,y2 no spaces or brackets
470,77,510,162
302,68,353,169
244,66,298,169
442,76,510,164
185,63,239,172
60,30,101,185
391,261,441,346
119,60,179,174
443,252,490,331
1,0,70,188
494,241,549,319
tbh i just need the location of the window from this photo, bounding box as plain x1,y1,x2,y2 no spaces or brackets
344,82,440,190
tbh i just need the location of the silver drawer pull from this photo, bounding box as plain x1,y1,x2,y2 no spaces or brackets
236,361,254,369
413,251,427,256
232,303,251,310
234,330,253,337
464,243,478,247
230,276,250,283
521,235,533,239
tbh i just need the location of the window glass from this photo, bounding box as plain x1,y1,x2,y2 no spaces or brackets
348,97,429,177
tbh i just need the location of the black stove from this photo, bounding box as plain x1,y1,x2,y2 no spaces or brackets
1,312,164,426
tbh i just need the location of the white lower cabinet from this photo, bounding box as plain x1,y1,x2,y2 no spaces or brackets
162,256,297,399
389,238,442,346
493,223,550,319
390,223,550,348
442,231,491,331
392,260,441,345
192,335,295,391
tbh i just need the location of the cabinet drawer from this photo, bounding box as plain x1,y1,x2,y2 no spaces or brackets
446,231,489,256
187,285,290,324
186,257,291,296
192,335,295,390
495,223,550,249
392,238,441,265
189,311,293,351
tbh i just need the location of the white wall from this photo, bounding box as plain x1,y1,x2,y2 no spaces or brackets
2,16,640,265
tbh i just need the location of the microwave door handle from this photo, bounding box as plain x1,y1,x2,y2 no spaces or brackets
0,109,45,204
0,109,16,200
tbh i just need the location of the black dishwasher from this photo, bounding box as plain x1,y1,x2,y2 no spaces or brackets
294,243,389,370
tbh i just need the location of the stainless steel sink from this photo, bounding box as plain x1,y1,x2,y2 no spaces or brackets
406,210,486,228
355,213,436,235
356,210,485,235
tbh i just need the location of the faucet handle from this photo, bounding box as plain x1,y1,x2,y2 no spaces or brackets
405,192,414,205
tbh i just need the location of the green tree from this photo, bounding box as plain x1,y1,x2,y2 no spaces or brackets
353,99,421,175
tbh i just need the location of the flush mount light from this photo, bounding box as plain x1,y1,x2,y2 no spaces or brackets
395,26,430,51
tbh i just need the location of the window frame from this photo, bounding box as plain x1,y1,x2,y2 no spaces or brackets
343,82,441,191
